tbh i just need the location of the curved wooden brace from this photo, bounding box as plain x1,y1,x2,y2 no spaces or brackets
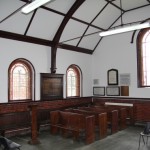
51,0,85,73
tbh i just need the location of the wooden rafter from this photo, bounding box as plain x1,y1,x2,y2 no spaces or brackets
58,43,92,55
76,2,109,47
0,3,27,23
126,3,150,12
41,6,104,31
105,0,125,12
1,0,150,55
24,9,37,35
52,0,85,43
147,0,150,4
50,0,85,73
0,30,53,46
0,30,92,54
60,31,100,44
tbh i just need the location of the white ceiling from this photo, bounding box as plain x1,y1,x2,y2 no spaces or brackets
0,0,150,54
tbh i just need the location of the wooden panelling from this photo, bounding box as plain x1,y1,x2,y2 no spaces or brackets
0,97,92,138
93,97,150,123
0,97,91,113
1,96,150,141
0,97,92,144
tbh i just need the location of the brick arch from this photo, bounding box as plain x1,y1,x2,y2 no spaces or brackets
66,64,82,97
8,58,35,101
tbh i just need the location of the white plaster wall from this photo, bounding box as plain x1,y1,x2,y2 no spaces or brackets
57,48,92,98
92,6,150,98
0,5,149,102
0,38,92,103
0,38,51,102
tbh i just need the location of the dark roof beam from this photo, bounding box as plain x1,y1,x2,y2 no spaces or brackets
0,30,92,55
58,43,92,54
51,0,85,73
53,0,85,43
20,0,30,2
24,9,37,35
0,30,53,46
0,4,27,23
105,0,125,12
41,5,104,30
126,4,150,12
93,12,125,52
60,31,100,44
93,38,103,53
76,2,109,47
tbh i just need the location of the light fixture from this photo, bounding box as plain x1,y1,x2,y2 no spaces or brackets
21,0,54,14
99,0,150,37
99,22,150,37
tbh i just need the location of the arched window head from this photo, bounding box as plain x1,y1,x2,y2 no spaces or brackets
8,59,35,101
66,65,82,97
137,28,150,87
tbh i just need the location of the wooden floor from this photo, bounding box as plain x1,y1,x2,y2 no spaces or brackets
8,125,150,150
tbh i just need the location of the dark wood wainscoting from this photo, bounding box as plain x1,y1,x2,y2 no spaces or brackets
0,97,92,142
1,96,150,143
93,97,150,123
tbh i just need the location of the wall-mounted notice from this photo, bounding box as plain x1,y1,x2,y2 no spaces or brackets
120,73,130,86
106,86,120,96
93,87,105,96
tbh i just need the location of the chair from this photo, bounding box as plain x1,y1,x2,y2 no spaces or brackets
138,122,150,149
0,136,21,150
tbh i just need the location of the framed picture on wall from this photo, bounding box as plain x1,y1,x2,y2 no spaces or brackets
93,87,105,96
107,69,118,85
106,86,120,96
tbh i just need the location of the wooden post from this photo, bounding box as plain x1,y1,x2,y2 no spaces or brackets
28,103,40,144
85,115,95,144
50,111,60,134
119,108,127,130
99,113,107,139
111,110,119,134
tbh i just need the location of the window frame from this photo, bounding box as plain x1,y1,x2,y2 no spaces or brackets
66,64,82,98
8,58,35,102
137,27,150,87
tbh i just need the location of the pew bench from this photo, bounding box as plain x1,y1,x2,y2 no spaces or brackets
92,105,127,130
37,109,51,131
64,108,107,139
93,101,134,125
50,111,95,144
0,111,31,136
78,106,119,134
104,102,134,125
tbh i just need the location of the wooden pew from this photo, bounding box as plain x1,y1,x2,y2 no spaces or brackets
78,106,119,134
92,105,127,130
94,102,134,125
50,110,95,144
0,111,31,136
64,108,107,139
37,109,51,131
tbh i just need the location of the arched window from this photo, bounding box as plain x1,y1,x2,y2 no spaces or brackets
66,65,82,97
137,28,150,87
8,59,35,101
